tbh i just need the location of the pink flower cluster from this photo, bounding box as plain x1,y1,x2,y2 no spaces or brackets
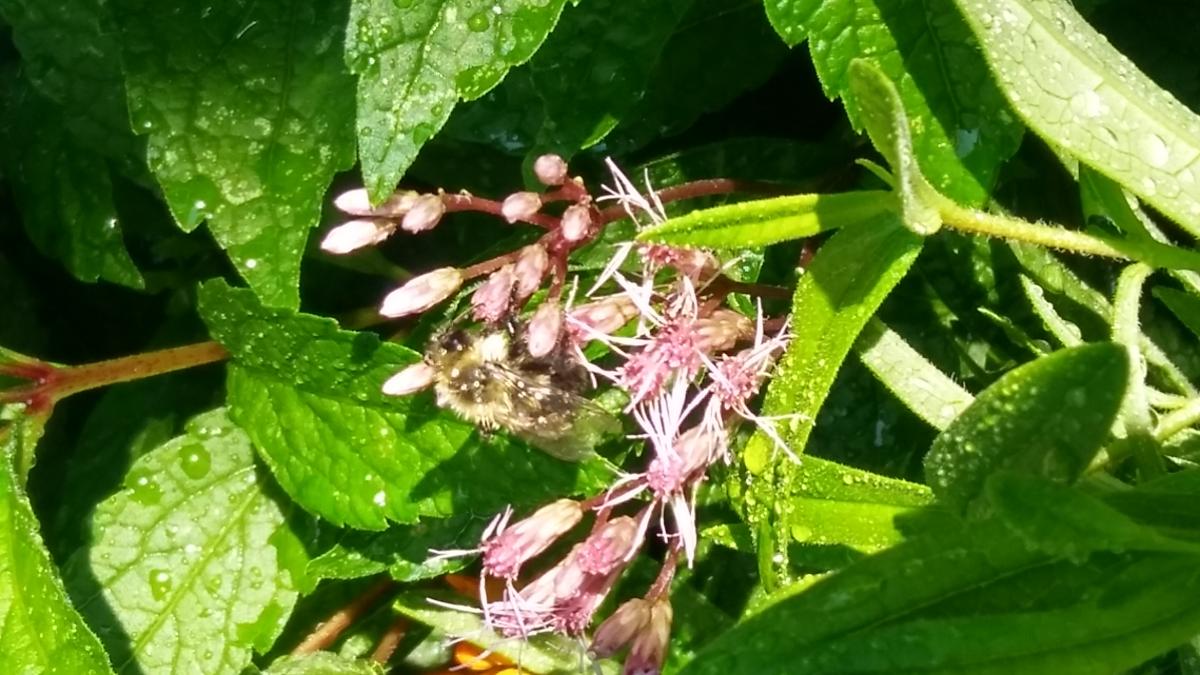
324,157,792,674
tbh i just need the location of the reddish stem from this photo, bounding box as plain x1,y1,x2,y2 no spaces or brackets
370,616,410,663
442,193,560,229
646,545,681,602
1,342,228,413
293,578,397,654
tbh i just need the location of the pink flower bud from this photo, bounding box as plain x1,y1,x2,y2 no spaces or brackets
382,362,436,395
471,265,516,323
482,499,584,579
379,267,463,318
575,516,640,576
320,219,393,254
400,194,446,233
647,426,722,496
527,301,564,357
590,598,651,658
501,191,543,224
513,244,549,300
334,189,419,217
570,295,638,335
533,154,568,186
560,204,591,242
694,309,752,353
625,598,672,675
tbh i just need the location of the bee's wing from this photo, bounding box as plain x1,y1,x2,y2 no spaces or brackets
497,369,622,462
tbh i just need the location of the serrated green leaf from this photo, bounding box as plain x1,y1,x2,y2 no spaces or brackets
0,77,143,289
50,370,220,561
347,0,568,201
526,0,691,158
198,281,613,530
855,318,974,431
954,0,1200,238
394,591,618,675
111,0,356,309
308,514,486,582
766,0,1023,205
638,190,894,249
0,423,115,675
265,652,385,675
1155,287,1200,340
986,473,1200,558
846,59,941,235
784,456,933,554
740,213,922,580
680,513,1200,675
0,0,143,171
924,343,1129,514
66,408,299,674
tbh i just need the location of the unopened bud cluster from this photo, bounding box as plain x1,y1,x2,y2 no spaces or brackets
330,156,792,675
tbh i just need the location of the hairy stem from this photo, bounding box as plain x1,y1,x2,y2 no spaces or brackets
939,200,1126,259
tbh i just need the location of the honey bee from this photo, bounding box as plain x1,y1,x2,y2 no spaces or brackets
424,321,621,461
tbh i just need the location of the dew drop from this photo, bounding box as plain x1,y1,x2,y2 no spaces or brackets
466,12,489,32
1138,133,1170,168
245,258,258,269
179,443,212,479
128,473,163,506
149,569,173,601
373,490,387,507
412,122,435,144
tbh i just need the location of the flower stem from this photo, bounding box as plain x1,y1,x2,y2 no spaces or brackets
597,179,784,225
1155,396,1200,442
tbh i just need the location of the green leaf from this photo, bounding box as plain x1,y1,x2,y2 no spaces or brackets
394,591,618,675
739,213,922,580
953,0,1200,238
0,77,144,289
0,423,115,675
924,343,1129,514
1155,286,1200,340
526,0,691,157
638,191,894,249
846,59,941,235
1019,275,1084,347
986,473,1200,558
783,456,933,554
347,0,568,201
111,0,356,309
198,281,613,530
264,652,385,675
680,513,1200,675
604,0,789,153
66,409,299,674
307,514,486,582
748,214,924,462
855,318,974,431
50,369,221,561
0,0,143,170
766,0,1024,205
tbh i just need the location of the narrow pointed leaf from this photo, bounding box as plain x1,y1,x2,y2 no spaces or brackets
638,191,894,249
924,343,1129,513
855,318,974,431
954,0,1200,238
